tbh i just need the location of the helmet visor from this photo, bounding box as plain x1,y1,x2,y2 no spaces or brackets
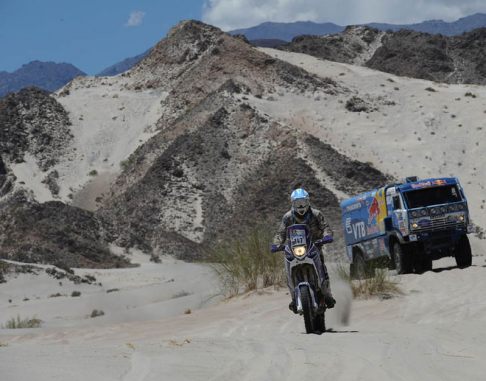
292,198,310,215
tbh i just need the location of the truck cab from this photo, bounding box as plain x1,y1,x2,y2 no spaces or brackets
341,177,472,276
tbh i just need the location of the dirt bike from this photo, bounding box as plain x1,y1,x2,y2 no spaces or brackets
272,224,333,334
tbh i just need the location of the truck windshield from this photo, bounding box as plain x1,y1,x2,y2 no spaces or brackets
404,185,461,209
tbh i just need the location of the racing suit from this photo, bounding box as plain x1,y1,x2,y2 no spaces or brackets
273,207,334,307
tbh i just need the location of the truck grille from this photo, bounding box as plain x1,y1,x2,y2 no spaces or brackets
413,217,465,232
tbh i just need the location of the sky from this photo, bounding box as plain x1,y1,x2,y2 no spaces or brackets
1,0,486,74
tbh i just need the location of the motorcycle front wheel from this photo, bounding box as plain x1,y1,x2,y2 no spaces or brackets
300,286,315,334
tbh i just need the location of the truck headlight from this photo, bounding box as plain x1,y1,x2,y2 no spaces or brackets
292,246,306,258
412,223,419,229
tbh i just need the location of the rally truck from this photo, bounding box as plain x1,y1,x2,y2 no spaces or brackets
340,177,472,276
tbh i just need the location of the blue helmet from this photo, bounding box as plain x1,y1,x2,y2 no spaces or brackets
291,188,310,216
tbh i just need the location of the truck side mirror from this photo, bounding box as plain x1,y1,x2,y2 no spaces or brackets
384,217,393,232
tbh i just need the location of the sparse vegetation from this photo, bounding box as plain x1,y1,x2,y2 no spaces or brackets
184,309,192,315
345,96,375,113
106,288,120,293
71,291,81,297
0,261,8,283
425,87,436,92
209,227,285,297
336,262,402,299
465,92,477,98
3,315,42,329
88,169,98,176
49,293,63,298
90,309,105,318
172,290,191,299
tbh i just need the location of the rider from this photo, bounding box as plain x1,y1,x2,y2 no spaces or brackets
272,188,336,312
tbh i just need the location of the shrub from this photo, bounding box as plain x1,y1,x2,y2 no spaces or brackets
88,170,98,176
0,261,9,283
3,316,42,329
90,309,105,318
336,262,402,299
71,291,81,297
465,92,477,98
209,227,286,297
425,87,437,92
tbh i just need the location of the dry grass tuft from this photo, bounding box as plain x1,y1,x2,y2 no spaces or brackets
3,315,42,329
208,227,285,297
336,262,402,299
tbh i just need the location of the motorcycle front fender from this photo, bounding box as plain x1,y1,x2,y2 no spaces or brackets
295,282,318,313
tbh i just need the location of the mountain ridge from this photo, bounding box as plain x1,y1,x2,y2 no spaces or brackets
230,13,486,41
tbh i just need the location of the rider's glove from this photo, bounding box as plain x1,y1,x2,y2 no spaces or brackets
315,235,333,246
270,244,284,253
322,235,333,243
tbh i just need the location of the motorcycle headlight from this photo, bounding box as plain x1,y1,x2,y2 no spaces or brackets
292,246,306,258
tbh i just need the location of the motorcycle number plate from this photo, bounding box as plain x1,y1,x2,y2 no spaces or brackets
290,229,307,246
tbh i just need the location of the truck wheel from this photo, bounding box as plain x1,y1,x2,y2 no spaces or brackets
455,235,472,268
393,242,413,274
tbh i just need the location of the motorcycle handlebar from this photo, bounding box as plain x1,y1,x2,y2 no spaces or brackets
270,236,333,253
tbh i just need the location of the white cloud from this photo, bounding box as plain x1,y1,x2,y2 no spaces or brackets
202,0,486,30
125,10,146,27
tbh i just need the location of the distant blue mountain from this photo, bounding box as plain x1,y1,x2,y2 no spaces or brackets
230,13,486,41
0,61,85,97
231,21,344,41
96,49,151,76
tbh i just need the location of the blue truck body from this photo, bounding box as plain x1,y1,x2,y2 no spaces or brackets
340,177,472,273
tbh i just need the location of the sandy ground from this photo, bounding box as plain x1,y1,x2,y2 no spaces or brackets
1,239,486,381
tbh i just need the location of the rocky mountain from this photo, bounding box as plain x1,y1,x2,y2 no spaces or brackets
368,12,486,36
0,61,86,98
230,13,486,41
0,88,128,269
0,20,392,267
280,26,486,84
250,39,287,48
